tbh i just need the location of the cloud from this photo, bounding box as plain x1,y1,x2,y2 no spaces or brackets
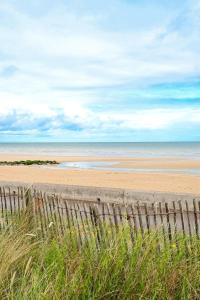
0,65,18,78
0,101,200,138
0,0,200,141
1,0,199,89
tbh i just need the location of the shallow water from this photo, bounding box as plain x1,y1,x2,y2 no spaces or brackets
0,142,200,159
58,161,200,174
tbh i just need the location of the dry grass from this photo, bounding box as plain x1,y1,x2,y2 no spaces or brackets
0,220,200,299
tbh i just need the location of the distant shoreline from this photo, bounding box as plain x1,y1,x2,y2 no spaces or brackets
0,141,200,159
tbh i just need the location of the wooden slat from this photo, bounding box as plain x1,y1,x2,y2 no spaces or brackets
83,202,94,243
43,193,51,226
136,202,144,236
152,202,157,231
179,201,185,236
2,187,9,226
193,199,199,238
73,201,83,246
63,200,73,240
112,203,119,231
105,203,115,239
172,201,177,236
126,205,134,244
185,200,192,238
39,191,48,231
0,187,5,229
1,185,200,247
8,188,13,216
144,203,150,234
55,195,64,235
159,202,166,244
17,187,21,216
77,202,89,246
165,202,172,242
37,194,45,237
13,190,17,214
91,204,101,246
131,204,138,236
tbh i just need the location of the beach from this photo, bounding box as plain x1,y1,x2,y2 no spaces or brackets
0,154,200,194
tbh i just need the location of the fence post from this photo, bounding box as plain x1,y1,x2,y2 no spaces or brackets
165,202,172,242
137,202,144,237
91,205,101,246
144,203,150,234
24,189,34,231
193,199,199,238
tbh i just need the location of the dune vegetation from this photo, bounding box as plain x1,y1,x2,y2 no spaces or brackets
0,218,200,300
0,160,58,166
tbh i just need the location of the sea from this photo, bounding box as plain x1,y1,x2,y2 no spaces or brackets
0,142,200,159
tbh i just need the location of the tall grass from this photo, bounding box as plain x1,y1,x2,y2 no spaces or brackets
0,220,200,299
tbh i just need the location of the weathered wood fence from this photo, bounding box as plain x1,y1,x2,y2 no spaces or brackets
0,186,200,245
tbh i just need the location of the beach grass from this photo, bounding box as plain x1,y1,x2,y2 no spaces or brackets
0,220,200,299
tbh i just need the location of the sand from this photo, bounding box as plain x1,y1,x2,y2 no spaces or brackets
0,154,200,194
1,154,200,169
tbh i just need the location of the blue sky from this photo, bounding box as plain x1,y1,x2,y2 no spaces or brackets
0,0,200,142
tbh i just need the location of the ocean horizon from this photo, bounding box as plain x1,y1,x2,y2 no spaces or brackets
0,142,200,159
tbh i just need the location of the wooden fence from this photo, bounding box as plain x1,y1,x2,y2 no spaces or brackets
0,186,200,246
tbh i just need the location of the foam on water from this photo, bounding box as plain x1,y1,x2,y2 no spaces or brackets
58,161,200,174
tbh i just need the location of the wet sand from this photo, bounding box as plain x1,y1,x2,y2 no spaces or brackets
0,154,200,194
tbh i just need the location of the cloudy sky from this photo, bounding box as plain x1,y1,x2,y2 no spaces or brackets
0,0,200,142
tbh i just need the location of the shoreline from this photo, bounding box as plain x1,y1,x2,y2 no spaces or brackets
0,154,200,195
1,154,200,169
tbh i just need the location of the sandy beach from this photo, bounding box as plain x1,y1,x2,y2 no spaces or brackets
0,154,200,194
1,153,200,169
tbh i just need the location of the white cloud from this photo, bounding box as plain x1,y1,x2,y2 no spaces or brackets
112,109,200,130
0,97,200,134
1,0,200,89
0,0,200,140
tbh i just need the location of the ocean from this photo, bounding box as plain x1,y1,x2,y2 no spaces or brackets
0,142,200,159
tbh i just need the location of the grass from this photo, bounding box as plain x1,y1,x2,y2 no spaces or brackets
0,220,200,299
0,160,58,166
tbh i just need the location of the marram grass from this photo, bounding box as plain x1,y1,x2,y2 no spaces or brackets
0,221,200,299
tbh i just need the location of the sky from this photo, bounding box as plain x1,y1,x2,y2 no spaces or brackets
0,0,200,142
